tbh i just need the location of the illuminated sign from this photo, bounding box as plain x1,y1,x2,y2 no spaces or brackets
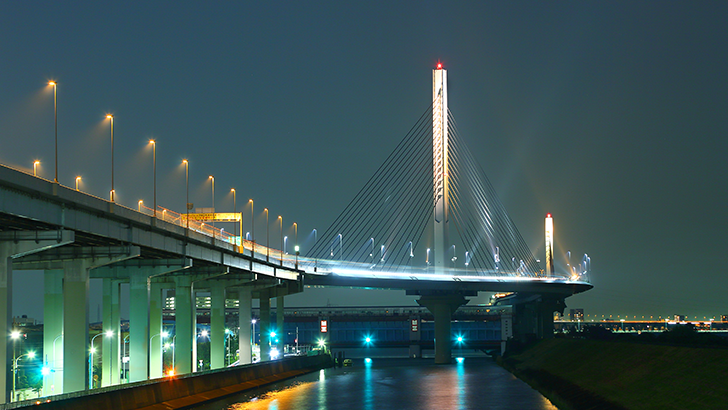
320,320,328,333
411,319,419,332
182,212,241,222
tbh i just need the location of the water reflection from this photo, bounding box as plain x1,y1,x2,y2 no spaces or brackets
364,357,373,410
227,381,315,410
195,358,558,410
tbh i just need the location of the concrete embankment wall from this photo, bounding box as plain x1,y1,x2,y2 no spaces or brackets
4,354,332,410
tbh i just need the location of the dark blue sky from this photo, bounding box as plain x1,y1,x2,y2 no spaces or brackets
2,1,727,320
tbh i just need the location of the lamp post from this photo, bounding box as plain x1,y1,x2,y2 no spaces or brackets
250,319,257,361
295,245,300,270
75,176,81,191
249,199,254,256
209,175,215,230
149,140,156,217
13,351,35,402
278,215,283,266
33,160,40,177
231,188,237,242
171,335,176,370
150,331,168,373
89,331,112,389
224,329,231,366
264,208,269,262
338,233,343,260
49,80,58,183
106,114,114,202
52,334,63,373
182,160,189,229
312,229,317,271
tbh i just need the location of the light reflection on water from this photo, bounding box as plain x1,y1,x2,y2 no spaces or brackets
199,358,558,410
226,381,316,410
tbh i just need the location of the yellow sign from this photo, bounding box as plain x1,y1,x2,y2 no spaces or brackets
183,212,241,222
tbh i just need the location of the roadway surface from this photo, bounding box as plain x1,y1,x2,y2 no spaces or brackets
190,357,558,410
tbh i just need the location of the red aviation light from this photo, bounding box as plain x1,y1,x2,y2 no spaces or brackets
436,62,443,69
546,213,552,218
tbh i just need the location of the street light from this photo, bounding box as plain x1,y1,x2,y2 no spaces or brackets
278,215,283,265
48,80,58,183
209,176,215,230
149,140,156,217
312,229,317,271
295,245,300,270
182,160,189,229
89,331,112,389
224,329,232,366
13,351,35,402
264,208,269,262
251,319,257,361
150,331,168,371
75,176,81,191
231,188,237,242
249,199,254,256
106,114,115,202
33,160,40,177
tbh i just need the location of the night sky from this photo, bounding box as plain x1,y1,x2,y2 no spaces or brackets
2,2,727,321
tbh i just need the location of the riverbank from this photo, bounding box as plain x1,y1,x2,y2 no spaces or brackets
498,338,728,410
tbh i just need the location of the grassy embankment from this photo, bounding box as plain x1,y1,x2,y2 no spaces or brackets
499,337,728,410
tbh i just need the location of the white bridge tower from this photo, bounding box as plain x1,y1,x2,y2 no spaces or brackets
433,63,450,273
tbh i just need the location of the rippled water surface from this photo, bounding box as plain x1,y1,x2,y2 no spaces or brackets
191,357,557,410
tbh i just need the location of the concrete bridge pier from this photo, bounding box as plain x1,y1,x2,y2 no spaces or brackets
0,230,73,403
276,296,284,352
43,270,64,396
209,282,227,369
237,289,253,364
511,294,566,341
259,289,271,362
149,281,166,378
415,292,469,364
101,278,121,387
173,276,195,374
61,259,92,394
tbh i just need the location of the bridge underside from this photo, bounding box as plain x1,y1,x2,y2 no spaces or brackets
306,272,590,363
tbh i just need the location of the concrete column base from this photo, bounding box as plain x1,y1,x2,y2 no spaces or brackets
417,294,467,364
259,290,271,362
238,290,252,364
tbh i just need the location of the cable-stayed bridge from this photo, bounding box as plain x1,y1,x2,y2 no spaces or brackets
0,65,590,403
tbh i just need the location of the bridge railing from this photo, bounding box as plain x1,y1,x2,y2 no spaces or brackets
297,257,590,283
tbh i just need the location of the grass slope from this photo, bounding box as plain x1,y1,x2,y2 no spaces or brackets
500,338,728,410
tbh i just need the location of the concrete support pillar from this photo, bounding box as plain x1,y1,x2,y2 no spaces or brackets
238,290,252,364
210,283,226,369
173,277,194,374
259,290,271,362
43,270,63,395
149,283,164,378
110,280,121,385
276,296,284,349
101,278,121,387
417,294,467,364
512,297,564,342
0,231,72,403
128,272,149,382
0,251,10,403
62,259,90,393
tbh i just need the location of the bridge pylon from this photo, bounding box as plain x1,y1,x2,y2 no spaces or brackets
432,63,450,274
